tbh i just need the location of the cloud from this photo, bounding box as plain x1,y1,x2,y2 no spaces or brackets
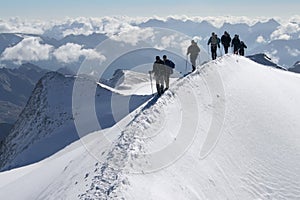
62,26,94,37
60,17,98,37
287,15,300,24
0,17,47,34
1,37,53,64
192,36,203,42
110,26,154,46
0,16,280,37
53,43,106,63
256,35,266,43
0,20,11,32
180,39,192,55
155,34,178,50
1,16,298,42
285,46,300,57
270,22,300,40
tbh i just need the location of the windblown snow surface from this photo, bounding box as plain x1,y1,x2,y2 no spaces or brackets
1,55,300,200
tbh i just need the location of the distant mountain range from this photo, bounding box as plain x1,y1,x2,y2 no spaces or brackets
0,17,299,71
138,18,280,49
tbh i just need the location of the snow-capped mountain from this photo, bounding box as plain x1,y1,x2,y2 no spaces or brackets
249,39,300,68
0,33,23,54
247,53,286,70
0,71,151,171
0,55,300,199
228,19,280,49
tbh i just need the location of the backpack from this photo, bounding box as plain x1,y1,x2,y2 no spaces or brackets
169,60,175,69
211,36,218,45
164,60,175,74
164,59,175,68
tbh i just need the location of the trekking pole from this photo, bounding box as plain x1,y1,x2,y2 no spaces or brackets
221,46,224,56
219,47,222,57
149,71,154,95
185,54,188,74
207,45,210,57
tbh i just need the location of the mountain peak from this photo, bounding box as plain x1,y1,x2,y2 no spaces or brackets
288,61,300,73
247,53,286,70
294,61,300,67
267,18,280,25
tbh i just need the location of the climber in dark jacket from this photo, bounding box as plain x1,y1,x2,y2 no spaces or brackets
231,34,241,54
221,31,231,54
162,55,175,90
207,32,220,60
239,41,247,56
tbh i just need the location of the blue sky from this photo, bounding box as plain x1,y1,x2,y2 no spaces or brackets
1,0,299,19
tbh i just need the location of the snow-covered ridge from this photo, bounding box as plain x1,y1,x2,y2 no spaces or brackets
1,55,300,199
84,55,300,199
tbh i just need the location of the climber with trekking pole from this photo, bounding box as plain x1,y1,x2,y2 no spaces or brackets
186,40,200,72
207,32,221,60
149,56,165,96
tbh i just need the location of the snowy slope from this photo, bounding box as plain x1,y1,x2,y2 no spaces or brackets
1,55,300,199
